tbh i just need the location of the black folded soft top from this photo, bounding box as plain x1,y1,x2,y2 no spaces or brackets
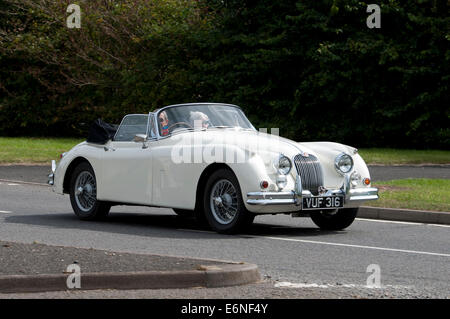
86,118,118,144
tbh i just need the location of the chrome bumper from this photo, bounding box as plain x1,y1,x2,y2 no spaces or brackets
246,173,378,206
48,160,56,186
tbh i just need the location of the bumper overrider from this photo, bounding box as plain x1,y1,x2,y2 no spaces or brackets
48,160,56,186
247,173,378,206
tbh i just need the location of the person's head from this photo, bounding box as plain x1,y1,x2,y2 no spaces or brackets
159,111,169,135
190,111,210,129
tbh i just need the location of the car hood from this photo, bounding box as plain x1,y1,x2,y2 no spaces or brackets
184,129,357,160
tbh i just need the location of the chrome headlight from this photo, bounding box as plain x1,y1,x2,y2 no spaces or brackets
274,154,292,175
335,153,353,174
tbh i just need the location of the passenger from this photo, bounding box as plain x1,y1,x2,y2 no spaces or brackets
159,111,170,136
190,111,210,129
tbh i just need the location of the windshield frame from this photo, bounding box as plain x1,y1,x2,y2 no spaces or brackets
154,103,255,139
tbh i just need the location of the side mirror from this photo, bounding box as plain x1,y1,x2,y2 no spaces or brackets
133,134,148,143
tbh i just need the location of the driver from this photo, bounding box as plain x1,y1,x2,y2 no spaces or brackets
190,111,210,129
159,111,170,136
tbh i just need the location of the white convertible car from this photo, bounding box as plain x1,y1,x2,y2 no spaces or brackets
49,103,378,233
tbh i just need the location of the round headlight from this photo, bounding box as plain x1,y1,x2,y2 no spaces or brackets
276,155,292,175
335,153,354,174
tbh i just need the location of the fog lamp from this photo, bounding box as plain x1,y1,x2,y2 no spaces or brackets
350,171,361,187
276,175,287,190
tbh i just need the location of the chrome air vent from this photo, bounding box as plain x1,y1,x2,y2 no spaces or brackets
293,153,324,195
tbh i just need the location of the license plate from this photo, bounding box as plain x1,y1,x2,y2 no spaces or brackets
302,196,344,210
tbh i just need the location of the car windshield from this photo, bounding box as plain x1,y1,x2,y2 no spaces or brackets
114,114,149,142
156,104,255,136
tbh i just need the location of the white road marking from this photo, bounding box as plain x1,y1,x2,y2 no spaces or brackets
356,218,450,228
274,281,411,289
250,235,450,258
0,179,48,187
174,228,450,257
0,210,12,214
7,183,19,186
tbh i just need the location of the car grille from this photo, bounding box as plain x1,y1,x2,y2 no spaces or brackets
293,153,324,195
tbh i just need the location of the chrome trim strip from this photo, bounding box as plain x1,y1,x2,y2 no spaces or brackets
247,191,294,199
348,187,379,201
47,174,54,185
247,198,296,206
349,195,379,201
48,160,56,185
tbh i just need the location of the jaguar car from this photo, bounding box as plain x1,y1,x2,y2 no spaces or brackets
48,102,378,233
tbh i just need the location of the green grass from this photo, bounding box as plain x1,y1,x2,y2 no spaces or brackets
358,148,450,165
0,137,449,165
367,179,450,212
0,137,84,164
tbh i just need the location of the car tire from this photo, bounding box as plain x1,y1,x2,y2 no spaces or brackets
173,209,194,218
203,168,255,234
310,207,358,230
69,162,111,221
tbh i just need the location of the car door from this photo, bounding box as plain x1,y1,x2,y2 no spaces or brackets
98,113,154,205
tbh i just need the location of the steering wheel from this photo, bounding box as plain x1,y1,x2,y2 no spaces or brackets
168,122,193,132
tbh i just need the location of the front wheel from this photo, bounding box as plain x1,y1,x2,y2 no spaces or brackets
310,208,358,230
203,168,254,234
69,162,111,221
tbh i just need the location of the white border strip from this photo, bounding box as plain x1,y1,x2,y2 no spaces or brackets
0,179,48,187
250,235,450,258
356,218,450,228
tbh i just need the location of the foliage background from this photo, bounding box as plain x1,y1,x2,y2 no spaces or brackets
0,0,448,148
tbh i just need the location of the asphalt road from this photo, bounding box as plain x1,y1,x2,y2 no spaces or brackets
0,182,449,298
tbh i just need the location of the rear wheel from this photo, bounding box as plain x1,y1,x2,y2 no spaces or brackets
203,169,254,234
310,208,358,230
69,162,111,221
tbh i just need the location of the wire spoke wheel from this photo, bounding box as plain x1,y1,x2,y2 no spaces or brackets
209,179,238,225
69,162,110,221
74,171,97,212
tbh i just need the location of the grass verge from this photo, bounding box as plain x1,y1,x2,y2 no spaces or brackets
367,179,450,212
0,138,449,165
0,137,83,164
358,148,450,165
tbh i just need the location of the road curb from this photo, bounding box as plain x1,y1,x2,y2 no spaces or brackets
367,164,450,167
0,263,260,293
358,206,450,225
